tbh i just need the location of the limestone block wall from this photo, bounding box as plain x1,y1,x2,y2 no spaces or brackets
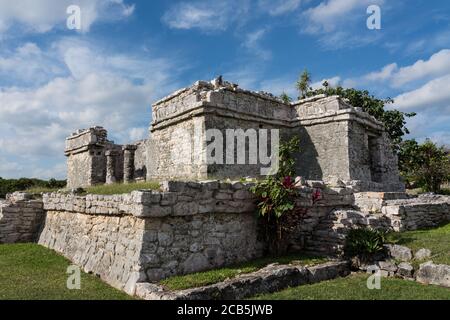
148,116,208,180
148,81,293,180
133,140,148,180
295,121,350,181
0,193,44,244
148,81,403,191
203,116,291,179
65,127,124,188
381,195,450,231
306,194,450,256
38,181,265,294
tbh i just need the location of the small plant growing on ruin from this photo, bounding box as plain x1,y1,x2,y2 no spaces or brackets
344,227,386,260
279,92,292,104
250,136,301,254
296,69,312,99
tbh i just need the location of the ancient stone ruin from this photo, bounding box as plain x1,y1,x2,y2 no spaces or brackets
65,78,403,192
1,78,449,299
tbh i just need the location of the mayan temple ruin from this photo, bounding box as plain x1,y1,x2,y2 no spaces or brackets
1,78,449,299
65,78,404,192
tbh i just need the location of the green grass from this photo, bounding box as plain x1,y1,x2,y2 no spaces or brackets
406,187,450,196
26,181,161,196
252,273,450,300
84,181,160,195
159,254,328,291
26,187,61,195
386,222,450,265
0,244,134,300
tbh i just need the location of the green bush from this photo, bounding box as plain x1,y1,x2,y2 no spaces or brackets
0,177,66,198
344,228,386,257
250,137,301,254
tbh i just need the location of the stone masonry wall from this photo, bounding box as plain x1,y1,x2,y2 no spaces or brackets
1,180,448,296
0,193,44,244
146,80,403,191
148,116,208,180
38,181,264,295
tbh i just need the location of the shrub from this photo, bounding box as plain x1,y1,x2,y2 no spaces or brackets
0,177,66,198
344,227,386,258
399,139,450,193
250,137,301,254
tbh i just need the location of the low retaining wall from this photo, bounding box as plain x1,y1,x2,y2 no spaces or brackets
0,193,44,244
37,181,356,294
382,195,450,231
38,181,265,294
136,261,351,300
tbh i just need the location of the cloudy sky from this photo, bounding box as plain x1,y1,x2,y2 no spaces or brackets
0,0,449,179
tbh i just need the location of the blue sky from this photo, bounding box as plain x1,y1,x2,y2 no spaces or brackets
0,0,449,179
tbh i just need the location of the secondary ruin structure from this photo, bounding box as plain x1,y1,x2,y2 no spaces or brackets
65,78,404,192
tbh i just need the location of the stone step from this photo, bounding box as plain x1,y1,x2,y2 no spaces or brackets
135,261,351,300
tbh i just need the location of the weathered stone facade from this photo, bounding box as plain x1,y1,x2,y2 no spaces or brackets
0,193,44,244
65,127,124,188
65,79,404,192
37,181,264,294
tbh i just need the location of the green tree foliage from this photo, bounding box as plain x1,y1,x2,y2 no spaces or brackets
279,92,292,104
0,178,66,198
398,139,450,193
296,69,312,99
306,78,415,150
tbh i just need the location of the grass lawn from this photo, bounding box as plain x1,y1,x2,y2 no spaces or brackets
26,181,161,196
252,273,450,300
386,222,450,265
0,244,134,300
84,181,160,195
159,254,328,291
25,187,62,194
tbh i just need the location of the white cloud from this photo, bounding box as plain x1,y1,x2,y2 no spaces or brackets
0,0,134,34
259,76,297,97
300,0,384,49
391,49,450,87
311,76,341,89
302,0,381,33
258,0,302,16
394,75,450,110
0,158,22,176
242,29,272,60
0,42,66,86
162,0,250,32
0,40,181,179
364,63,398,82
346,49,450,90
129,127,147,141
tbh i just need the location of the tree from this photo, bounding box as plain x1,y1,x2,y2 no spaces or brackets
279,92,292,104
398,139,450,193
306,84,416,151
398,139,421,187
296,69,312,99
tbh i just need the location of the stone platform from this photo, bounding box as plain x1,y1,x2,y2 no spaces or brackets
0,181,449,297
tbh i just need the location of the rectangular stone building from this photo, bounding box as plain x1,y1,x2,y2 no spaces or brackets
65,78,404,192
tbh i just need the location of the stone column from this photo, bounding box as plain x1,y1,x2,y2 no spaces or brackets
105,150,118,185
123,145,137,184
